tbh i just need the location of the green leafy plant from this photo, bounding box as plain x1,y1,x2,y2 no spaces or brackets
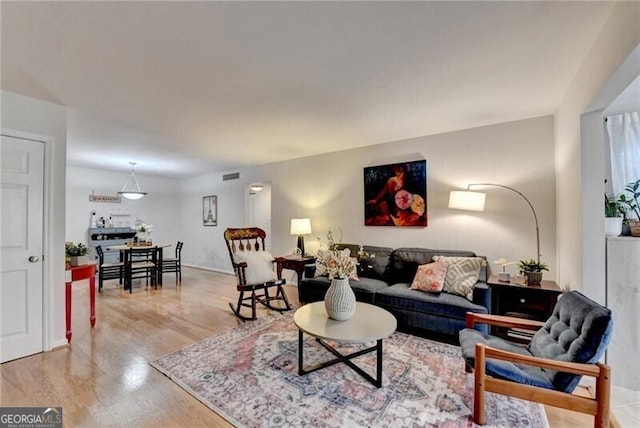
518,259,549,275
605,194,624,218
618,179,640,220
65,242,89,257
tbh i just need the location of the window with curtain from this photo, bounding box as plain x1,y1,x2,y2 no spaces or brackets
607,111,640,196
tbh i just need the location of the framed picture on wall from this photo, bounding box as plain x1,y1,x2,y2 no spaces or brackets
203,195,217,226
364,160,427,227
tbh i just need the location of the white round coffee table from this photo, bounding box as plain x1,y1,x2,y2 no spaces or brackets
293,301,397,387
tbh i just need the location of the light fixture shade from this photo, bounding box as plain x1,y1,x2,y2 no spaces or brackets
290,218,312,235
250,183,264,192
448,190,486,212
118,162,147,200
119,192,145,200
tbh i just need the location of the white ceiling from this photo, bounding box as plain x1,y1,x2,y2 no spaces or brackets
1,1,617,178
606,75,640,115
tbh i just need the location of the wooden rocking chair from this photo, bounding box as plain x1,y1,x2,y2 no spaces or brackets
224,227,291,320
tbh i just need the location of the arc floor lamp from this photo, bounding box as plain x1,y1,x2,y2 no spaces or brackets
448,183,541,263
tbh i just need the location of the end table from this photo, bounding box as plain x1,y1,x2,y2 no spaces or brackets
487,274,562,340
277,255,316,287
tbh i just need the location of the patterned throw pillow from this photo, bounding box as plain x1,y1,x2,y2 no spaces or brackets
410,261,448,293
432,256,486,300
348,257,360,281
314,249,330,277
234,250,277,284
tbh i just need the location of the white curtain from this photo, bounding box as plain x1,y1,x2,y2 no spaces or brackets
607,111,640,196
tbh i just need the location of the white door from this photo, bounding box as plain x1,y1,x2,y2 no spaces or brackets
246,185,272,248
0,135,44,363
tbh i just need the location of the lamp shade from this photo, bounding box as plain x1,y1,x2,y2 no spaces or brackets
290,218,312,235
448,190,486,212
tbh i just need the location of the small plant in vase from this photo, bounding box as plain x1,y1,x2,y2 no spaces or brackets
315,228,360,321
134,220,154,244
618,179,640,236
604,193,624,236
518,259,549,285
65,242,89,267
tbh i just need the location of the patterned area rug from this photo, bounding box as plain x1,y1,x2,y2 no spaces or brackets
150,313,548,428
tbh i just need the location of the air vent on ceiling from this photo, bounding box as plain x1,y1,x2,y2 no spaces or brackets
222,172,240,181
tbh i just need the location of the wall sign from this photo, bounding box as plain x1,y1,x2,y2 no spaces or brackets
89,194,121,203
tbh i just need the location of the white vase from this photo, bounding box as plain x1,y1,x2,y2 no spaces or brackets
137,231,151,243
324,277,356,321
604,217,623,236
70,255,88,266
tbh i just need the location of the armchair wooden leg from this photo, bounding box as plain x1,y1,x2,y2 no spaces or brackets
595,363,611,428
474,343,486,425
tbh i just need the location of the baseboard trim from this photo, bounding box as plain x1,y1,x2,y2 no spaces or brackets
50,339,68,350
183,263,234,276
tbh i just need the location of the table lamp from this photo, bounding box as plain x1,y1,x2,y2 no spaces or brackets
290,218,312,256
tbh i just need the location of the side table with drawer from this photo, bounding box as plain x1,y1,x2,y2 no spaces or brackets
276,255,316,287
487,275,563,340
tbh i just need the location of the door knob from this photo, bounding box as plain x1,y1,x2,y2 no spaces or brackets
28,256,40,263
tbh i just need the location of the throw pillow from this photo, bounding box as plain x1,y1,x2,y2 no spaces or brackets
410,261,448,293
314,249,330,277
348,256,360,281
433,255,486,300
234,250,276,284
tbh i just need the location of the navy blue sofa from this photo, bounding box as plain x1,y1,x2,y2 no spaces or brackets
299,245,491,338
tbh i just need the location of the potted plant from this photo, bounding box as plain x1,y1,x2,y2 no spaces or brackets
618,179,640,237
604,193,623,236
134,220,153,244
65,242,90,266
518,258,549,285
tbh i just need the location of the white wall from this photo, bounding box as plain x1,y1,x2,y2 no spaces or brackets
181,116,557,280
177,172,246,272
66,166,182,258
555,1,640,293
1,90,68,349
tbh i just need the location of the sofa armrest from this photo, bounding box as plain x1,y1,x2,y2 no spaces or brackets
472,282,491,313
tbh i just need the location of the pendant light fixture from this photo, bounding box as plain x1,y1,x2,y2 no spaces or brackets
118,161,147,200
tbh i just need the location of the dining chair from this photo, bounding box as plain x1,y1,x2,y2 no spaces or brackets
162,241,183,282
223,227,290,320
95,245,124,292
459,291,613,427
124,247,158,293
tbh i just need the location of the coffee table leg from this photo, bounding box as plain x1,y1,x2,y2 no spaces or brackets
376,339,383,388
298,329,304,375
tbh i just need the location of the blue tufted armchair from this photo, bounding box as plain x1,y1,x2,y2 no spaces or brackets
459,291,613,427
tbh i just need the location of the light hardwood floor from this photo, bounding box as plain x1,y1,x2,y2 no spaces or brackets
0,267,597,427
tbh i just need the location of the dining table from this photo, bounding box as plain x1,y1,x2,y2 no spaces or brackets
105,243,172,286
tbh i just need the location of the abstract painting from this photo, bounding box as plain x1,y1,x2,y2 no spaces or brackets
364,160,427,227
